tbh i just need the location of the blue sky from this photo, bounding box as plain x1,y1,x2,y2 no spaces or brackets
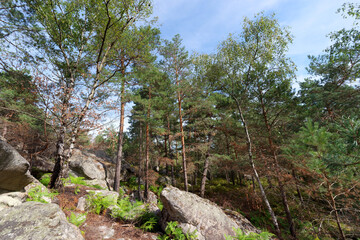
151,0,355,84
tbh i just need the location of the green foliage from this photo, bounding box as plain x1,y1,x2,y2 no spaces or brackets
110,196,145,222
67,212,87,227
26,185,58,204
86,192,117,215
225,228,274,240
139,212,160,232
157,221,197,240
39,173,51,186
149,185,164,198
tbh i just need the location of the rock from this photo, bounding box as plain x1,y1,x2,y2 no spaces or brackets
30,156,55,177
68,149,136,190
0,201,84,240
0,192,27,211
98,225,115,239
69,149,106,181
160,186,260,240
84,179,109,190
86,189,119,200
77,197,86,211
0,139,35,191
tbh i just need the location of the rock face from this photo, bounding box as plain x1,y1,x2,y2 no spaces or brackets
0,201,84,240
0,139,35,191
160,186,260,240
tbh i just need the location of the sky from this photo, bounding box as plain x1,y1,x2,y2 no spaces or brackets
151,0,356,84
109,0,357,133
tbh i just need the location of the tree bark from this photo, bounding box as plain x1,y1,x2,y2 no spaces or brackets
234,98,282,238
137,121,143,201
200,148,211,197
177,74,188,192
114,78,126,192
144,87,151,201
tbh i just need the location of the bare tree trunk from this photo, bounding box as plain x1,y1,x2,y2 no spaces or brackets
200,151,210,197
144,88,151,201
234,98,282,238
178,96,188,191
171,165,175,186
176,68,188,192
114,79,126,192
137,121,143,201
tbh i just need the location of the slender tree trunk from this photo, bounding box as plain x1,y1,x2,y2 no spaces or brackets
144,88,151,201
178,95,188,191
138,121,143,201
200,149,210,197
171,165,175,186
114,78,126,192
259,96,296,239
234,98,282,238
176,69,188,192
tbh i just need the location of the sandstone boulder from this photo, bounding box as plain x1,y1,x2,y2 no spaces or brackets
0,139,35,191
160,186,260,240
69,149,106,181
0,201,84,240
68,149,135,190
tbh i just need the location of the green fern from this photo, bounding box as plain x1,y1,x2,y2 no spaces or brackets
26,185,58,204
86,192,117,214
67,212,87,227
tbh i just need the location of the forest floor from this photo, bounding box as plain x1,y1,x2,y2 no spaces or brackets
56,185,159,240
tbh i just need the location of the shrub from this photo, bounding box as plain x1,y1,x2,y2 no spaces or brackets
39,173,51,186
26,185,58,203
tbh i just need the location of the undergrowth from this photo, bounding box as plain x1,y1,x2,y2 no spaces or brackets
224,228,274,240
26,185,58,203
86,191,118,214
157,221,197,240
67,212,87,227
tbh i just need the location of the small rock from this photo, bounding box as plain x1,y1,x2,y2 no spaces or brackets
98,225,115,239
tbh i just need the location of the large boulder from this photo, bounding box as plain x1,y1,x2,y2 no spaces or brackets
160,186,260,240
0,139,35,191
69,149,135,190
69,149,106,180
0,201,84,240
